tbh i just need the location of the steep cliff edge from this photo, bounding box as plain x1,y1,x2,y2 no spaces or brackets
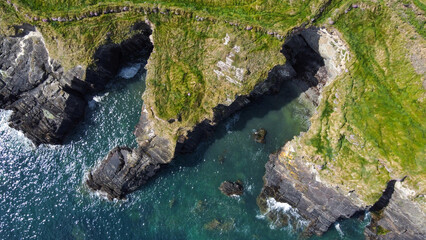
256,27,367,236
0,22,152,145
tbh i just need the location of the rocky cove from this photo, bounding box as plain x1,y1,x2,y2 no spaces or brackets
1,2,425,239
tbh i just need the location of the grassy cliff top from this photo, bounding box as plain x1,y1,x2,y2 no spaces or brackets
1,0,425,206
296,0,425,204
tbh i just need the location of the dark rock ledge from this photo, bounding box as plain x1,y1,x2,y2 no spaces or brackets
0,23,153,145
364,178,425,240
259,149,426,239
258,151,364,236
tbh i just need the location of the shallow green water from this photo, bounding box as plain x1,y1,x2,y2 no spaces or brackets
0,65,368,239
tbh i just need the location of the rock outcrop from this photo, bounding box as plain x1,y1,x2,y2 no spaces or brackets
86,146,161,200
219,180,244,196
258,142,364,235
258,27,425,238
365,180,426,240
253,128,267,143
0,23,152,145
0,24,86,144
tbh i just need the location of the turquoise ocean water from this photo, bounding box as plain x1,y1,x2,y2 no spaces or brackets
0,64,369,239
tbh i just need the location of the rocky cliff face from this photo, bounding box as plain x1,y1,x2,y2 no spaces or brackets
258,142,365,236
0,24,86,145
258,27,426,239
0,23,152,145
364,180,426,240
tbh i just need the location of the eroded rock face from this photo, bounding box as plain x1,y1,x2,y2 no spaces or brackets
258,27,425,238
0,23,153,145
0,25,87,144
86,146,161,200
365,181,426,240
219,180,244,196
258,144,363,236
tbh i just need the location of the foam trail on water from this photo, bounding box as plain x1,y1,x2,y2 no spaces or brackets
335,223,344,238
257,197,310,231
93,92,109,103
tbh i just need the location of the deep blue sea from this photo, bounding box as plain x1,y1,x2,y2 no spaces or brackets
0,64,369,239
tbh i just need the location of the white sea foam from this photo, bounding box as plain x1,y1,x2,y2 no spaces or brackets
118,63,142,79
335,223,344,238
246,183,254,194
259,197,310,231
0,110,34,150
93,92,109,103
88,92,110,109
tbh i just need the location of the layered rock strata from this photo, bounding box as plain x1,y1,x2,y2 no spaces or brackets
257,27,364,235
0,23,152,145
258,142,364,235
364,180,426,240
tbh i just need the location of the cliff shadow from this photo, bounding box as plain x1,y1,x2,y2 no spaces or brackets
61,22,153,146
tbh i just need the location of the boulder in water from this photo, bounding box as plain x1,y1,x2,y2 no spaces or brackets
219,180,244,196
253,128,267,143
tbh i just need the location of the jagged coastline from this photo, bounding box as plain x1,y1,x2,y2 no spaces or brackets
1,1,424,239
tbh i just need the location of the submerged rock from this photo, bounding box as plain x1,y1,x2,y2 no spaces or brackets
219,180,244,196
253,128,267,143
204,218,235,232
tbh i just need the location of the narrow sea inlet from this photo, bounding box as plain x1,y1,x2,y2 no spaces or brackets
0,64,367,239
